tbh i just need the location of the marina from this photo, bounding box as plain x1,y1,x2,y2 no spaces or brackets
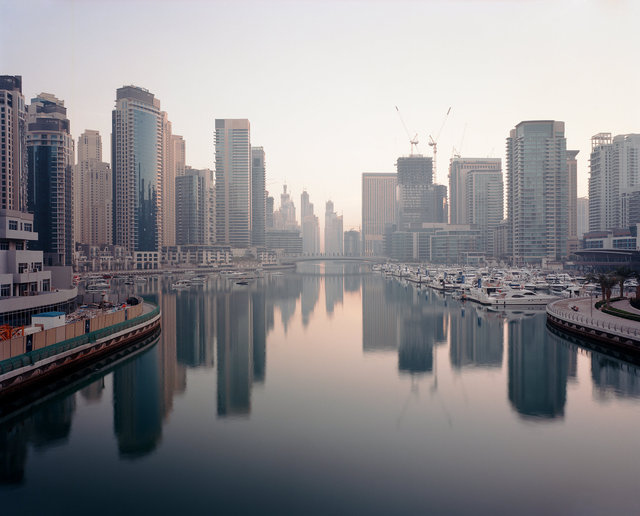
1,263,640,514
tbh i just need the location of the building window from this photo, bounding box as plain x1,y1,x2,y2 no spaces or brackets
8,220,17,230
15,242,23,250
0,284,9,296
18,262,28,273
24,223,32,232
42,279,50,292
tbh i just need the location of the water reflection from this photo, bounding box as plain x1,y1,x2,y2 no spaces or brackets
507,316,575,420
5,266,640,498
449,305,503,369
362,276,398,352
300,275,320,327
80,378,104,403
0,396,76,484
113,346,162,457
591,355,640,400
398,288,447,375
217,287,254,417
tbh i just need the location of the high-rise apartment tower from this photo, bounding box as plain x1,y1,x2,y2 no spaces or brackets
215,119,251,247
27,93,74,266
112,86,164,268
361,173,397,256
506,121,568,264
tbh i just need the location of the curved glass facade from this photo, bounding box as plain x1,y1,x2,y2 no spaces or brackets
134,110,159,251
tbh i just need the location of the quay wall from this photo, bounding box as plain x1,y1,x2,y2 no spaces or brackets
0,303,143,361
546,298,640,357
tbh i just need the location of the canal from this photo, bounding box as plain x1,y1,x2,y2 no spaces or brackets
1,262,640,514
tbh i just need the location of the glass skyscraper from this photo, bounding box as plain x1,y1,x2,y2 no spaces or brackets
112,86,164,268
26,93,74,266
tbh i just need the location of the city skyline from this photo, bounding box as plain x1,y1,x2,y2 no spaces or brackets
3,1,639,229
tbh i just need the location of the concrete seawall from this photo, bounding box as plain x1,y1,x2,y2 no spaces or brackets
546,297,640,359
0,302,161,399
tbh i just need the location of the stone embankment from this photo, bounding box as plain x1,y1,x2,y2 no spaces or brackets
546,296,640,358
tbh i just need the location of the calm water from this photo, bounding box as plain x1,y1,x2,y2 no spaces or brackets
2,262,640,515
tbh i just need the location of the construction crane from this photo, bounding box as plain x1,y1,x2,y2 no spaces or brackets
395,105,419,155
428,107,451,183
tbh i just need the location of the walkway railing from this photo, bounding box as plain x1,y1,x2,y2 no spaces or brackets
0,304,160,376
547,298,640,340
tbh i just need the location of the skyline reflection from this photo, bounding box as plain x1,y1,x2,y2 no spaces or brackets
2,268,640,491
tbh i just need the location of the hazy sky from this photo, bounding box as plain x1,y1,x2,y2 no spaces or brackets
2,0,639,229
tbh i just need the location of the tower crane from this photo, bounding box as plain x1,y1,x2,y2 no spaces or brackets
395,105,419,155
428,107,451,183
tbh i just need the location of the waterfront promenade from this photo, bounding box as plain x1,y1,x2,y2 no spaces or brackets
547,296,640,358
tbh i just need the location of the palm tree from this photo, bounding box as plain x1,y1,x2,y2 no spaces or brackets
601,274,617,305
614,266,634,299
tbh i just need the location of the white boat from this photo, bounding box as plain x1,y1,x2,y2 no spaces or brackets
470,286,559,306
134,276,147,284
189,276,207,285
171,279,191,290
86,281,110,292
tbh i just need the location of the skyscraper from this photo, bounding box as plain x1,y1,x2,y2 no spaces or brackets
301,190,320,254
449,158,502,224
273,184,297,230
251,147,266,246
361,173,397,256
566,150,579,255
161,124,185,248
588,133,640,231
0,76,27,212
215,119,251,247
112,86,164,268
506,121,568,264
265,193,274,229
577,196,589,239
74,130,112,245
324,200,343,255
176,168,214,245
27,93,74,266
396,155,432,229
449,158,503,256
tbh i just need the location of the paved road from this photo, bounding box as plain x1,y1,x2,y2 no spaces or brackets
552,296,640,330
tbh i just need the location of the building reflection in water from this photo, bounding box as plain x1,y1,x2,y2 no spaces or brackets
300,275,320,327
252,288,267,383
362,276,398,352
508,315,576,420
80,378,104,403
591,354,640,400
217,287,254,417
176,289,215,368
0,395,76,484
325,264,344,316
449,305,503,369
398,288,447,374
113,345,163,458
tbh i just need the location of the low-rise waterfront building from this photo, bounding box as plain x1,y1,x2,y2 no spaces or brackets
162,245,232,267
265,229,303,256
0,210,77,326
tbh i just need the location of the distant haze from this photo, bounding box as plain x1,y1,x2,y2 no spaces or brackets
3,0,638,229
